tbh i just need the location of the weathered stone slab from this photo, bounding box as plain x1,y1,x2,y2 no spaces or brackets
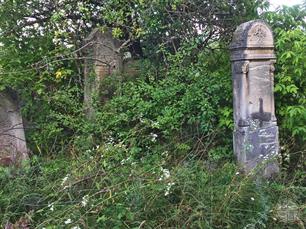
0,90,28,165
83,28,123,119
230,20,279,177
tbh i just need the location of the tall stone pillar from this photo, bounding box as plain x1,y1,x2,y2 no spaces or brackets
230,20,279,177
0,91,28,164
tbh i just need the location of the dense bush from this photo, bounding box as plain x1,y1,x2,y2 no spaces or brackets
91,43,233,161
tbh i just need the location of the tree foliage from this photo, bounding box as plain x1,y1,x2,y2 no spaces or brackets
263,5,306,170
0,0,267,153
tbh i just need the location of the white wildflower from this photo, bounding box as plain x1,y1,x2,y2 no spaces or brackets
162,169,170,179
48,203,54,211
150,133,158,142
162,151,169,157
63,185,69,190
81,195,89,207
71,226,81,229
120,156,133,165
107,137,114,145
159,168,170,181
61,174,70,186
251,197,255,201
64,219,72,224
165,182,175,196
235,172,240,175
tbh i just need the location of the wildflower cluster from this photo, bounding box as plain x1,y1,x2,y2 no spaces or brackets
159,167,175,196
61,174,71,189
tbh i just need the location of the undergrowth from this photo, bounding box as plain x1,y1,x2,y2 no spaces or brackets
1,144,305,228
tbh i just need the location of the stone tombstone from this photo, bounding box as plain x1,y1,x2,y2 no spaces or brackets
0,91,28,164
83,28,123,119
230,20,279,177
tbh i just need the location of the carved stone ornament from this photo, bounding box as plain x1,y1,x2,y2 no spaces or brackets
250,25,267,43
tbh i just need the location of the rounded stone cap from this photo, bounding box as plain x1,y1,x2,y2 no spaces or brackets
230,20,274,49
230,20,275,61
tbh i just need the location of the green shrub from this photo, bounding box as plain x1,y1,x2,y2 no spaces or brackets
92,43,233,162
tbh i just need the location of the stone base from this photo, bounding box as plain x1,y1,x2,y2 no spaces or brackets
234,122,279,178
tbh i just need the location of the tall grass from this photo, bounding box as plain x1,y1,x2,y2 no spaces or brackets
1,145,305,228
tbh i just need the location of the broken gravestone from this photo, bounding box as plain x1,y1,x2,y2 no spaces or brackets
0,90,28,165
230,20,279,178
83,28,123,119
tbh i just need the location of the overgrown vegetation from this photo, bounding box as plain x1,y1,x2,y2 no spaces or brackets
1,147,305,228
0,0,305,228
